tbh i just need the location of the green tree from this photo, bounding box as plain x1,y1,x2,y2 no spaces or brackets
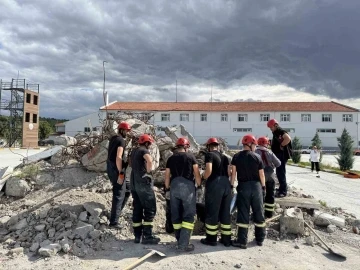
291,136,302,164
0,115,9,138
39,121,53,140
336,128,354,171
311,132,323,162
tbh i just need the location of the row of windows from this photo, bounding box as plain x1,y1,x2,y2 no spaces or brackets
231,128,336,133
25,113,37,123
26,93,38,105
159,113,354,122
84,127,99,132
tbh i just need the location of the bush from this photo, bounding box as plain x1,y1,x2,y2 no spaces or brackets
336,128,354,171
291,136,302,164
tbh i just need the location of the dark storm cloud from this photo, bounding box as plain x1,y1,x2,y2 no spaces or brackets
0,0,359,118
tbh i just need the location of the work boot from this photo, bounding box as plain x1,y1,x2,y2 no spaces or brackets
264,211,273,219
178,228,193,250
257,241,263,246
174,229,181,242
141,235,160,245
176,243,195,252
200,233,217,246
231,240,247,249
255,227,265,244
219,235,231,247
133,225,143,244
109,223,124,230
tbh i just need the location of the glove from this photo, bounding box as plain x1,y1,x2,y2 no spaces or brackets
262,186,266,201
117,170,125,184
165,190,170,200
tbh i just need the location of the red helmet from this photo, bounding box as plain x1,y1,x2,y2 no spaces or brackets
257,136,270,146
242,134,258,145
118,122,131,130
176,137,190,147
138,134,154,144
267,119,278,128
206,137,219,145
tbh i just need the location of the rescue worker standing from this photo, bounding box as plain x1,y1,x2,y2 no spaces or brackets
106,122,132,229
255,137,281,218
130,134,160,244
267,119,292,197
164,138,201,252
200,137,232,247
231,134,266,249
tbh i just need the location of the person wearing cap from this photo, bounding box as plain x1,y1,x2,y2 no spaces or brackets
231,134,266,249
255,136,281,218
130,134,160,244
267,119,292,198
200,137,232,247
106,121,132,229
164,137,201,252
310,146,321,177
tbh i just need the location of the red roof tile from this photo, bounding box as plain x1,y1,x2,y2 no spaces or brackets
100,101,358,112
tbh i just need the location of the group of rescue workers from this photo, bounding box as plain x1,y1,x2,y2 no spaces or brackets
106,118,292,251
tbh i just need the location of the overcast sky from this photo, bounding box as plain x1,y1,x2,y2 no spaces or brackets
1,0,360,119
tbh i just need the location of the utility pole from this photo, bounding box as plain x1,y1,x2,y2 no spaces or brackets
103,61,107,106
210,84,213,136
176,80,178,103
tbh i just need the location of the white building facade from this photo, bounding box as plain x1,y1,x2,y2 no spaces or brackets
101,101,360,149
64,112,105,137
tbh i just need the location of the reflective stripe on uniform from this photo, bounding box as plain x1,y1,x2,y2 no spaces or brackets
182,221,194,230
221,223,232,235
143,221,153,226
221,230,232,235
264,203,275,207
173,223,182,230
254,223,266,228
206,229,218,235
264,203,275,211
206,224,218,230
133,222,142,227
220,224,231,229
236,223,249,228
265,207,274,212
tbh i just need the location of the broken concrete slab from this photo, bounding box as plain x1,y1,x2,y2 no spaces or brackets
276,197,321,210
165,125,200,152
24,146,63,165
157,136,174,152
313,211,346,228
280,207,305,235
53,135,77,147
38,243,61,257
5,177,30,197
83,202,105,218
81,140,108,172
73,221,94,240
0,166,13,191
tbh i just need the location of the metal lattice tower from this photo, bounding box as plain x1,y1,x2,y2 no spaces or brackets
0,79,39,147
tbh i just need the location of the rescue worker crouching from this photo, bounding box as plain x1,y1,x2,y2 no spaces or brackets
255,137,281,218
106,121,132,229
130,134,160,245
231,134,266,249
200,137,232,247
164,138,201,252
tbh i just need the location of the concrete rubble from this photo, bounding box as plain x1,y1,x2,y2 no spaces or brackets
1,115,359,262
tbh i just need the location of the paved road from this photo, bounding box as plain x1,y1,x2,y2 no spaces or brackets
287,165,360,218
0,148,44,169
301,154,360,171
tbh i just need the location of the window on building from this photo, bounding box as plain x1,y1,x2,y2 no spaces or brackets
92,127,97,131
200,114,207,122
26,93,31,103
238,114,248,122
157,126,166,131
161,113,170,121
33,95,38,105
140,113,151,121
84,127,91,132
283,128,295,133
180,113,189,121
33,114,38,124
260,114,270,122
25,112,30,122
322,114,332,122
343,114,353,122
280,114,290,122
301,114,311,122
233,128,252,132
221,114,228,122
317,128,336,133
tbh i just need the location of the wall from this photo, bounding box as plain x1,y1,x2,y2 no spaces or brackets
22,89,39,147
109,110,360,148
65,112,105,137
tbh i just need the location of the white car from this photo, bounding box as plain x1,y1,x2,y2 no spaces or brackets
301,147,312,154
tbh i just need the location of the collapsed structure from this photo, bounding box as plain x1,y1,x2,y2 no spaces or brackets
0,117,359,260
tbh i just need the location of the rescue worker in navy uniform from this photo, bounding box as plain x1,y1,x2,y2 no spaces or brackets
267,119,292,198
255,136,281,218
200,137,232,247
164,138,201,252
231,134,266,249
130,134,160,244
106,121,132,229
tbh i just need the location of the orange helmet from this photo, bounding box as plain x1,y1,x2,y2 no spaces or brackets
257,136,270,146
138,134,154,144
242,134,258,145
206,137,219,145
118,122,131,130
176,137,190,147
267,119,278,128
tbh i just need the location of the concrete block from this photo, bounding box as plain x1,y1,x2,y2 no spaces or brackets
280,207,304,235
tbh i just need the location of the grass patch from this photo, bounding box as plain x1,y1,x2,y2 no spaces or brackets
319,200,327,207
17,164,40,180
288,160,360,175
